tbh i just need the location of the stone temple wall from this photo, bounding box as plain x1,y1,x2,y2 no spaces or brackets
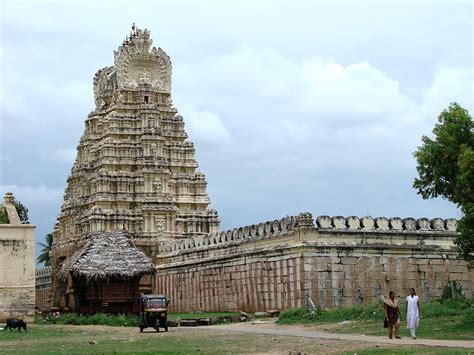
0,193,36,322
36,267,52,312
154,213,472,312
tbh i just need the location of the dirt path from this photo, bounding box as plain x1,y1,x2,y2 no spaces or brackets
211,320,474,349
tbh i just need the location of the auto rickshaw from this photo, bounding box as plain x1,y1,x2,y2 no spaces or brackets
139,294,170,332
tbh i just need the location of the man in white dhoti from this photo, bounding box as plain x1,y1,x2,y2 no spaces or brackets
406,288,422,339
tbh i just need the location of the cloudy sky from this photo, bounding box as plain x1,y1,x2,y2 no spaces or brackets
0,0,472,261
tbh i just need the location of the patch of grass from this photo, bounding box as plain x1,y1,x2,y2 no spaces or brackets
346,347,472,355
278,303,382,324
335,315,474,340
36,313,139,327
0,324,364,353
0,324,83,341
36,312,240,327
278,299,474,340
1,324,471,354
277,307,320,323
423,298,473,318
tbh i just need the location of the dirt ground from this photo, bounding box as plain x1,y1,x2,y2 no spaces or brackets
216,319,474,348
1,320,473,354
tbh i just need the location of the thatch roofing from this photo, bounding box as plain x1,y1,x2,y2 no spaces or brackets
58,231,155,281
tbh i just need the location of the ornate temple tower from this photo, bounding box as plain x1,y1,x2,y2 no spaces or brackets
51,26,220,289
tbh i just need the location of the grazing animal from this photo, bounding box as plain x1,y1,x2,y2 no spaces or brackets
5,318,27,332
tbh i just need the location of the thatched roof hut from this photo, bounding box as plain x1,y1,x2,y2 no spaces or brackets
58,231,155,282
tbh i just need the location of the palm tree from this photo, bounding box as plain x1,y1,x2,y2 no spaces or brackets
37,233,53,267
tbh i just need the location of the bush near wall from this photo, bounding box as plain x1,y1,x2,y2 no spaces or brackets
278,298,474,325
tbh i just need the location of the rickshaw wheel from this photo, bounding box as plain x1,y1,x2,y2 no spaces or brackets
165,325,168,332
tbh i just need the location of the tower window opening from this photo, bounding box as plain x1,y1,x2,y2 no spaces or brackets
144,96,149,104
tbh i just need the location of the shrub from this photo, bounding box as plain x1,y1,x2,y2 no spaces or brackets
277,298,473,325
317,303,383,323
439,281,466,303
424,298,473,318
278,307,320,323
461,306,474,326
278,303,384,324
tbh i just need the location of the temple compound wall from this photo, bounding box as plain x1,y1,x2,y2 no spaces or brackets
36,267,52,312
154,213,472,312
0,193,36,322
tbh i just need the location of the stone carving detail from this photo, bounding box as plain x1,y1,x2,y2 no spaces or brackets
332,216,347,229
375,217,389,231
389,217,403,230
431,218,444,231
361,216,374,230
138,70,151,85
93,66,114,108
445,218,457,232
154,217,166,232
403,218,416,230
112,90,123,104
150,143,158,156
296,212,314,229
417,218,431,231
114,27,172,93
346,216,360,230
152,178,163,193
316,215,332,229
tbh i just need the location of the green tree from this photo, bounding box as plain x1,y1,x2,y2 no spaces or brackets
37,233,53,267
13,199,29,224
413,102,474,259
0,208,9,224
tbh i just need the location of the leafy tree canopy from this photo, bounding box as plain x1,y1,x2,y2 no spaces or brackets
13,199,29,224
413,102,473,259
37,233,53,267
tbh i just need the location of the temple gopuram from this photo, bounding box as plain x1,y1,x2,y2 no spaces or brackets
51,25,219,310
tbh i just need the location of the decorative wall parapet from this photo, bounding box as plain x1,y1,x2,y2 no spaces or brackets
156,212,458,256
315,215,457,232
157,212,310,254
35,267,52,312
36,267,52,291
